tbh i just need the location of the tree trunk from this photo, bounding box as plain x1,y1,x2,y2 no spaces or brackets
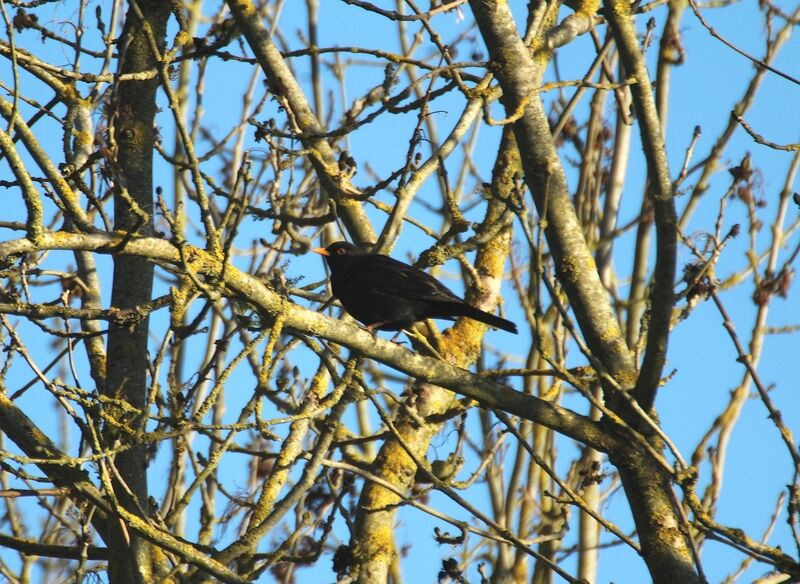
105,2,170,582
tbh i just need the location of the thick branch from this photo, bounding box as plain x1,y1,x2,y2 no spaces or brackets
604,0,677,409
105,2,170,581
0,532,108,560
0,391,111,541
468,0,636,383
0,232,615,453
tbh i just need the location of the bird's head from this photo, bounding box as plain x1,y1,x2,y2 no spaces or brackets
313,241,362,268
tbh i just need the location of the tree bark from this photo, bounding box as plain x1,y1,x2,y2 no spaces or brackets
468,1,699,582
105,2,171,582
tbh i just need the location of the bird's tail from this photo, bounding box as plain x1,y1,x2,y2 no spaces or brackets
452,303,518,334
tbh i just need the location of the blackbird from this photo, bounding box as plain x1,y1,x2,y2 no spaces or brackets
314,241,517,334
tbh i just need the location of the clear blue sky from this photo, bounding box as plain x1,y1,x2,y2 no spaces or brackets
1,1,798,583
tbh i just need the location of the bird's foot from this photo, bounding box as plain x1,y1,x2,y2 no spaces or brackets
363,322,387,336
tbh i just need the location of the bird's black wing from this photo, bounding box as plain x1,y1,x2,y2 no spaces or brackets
356,254,462,302
334,252,517,333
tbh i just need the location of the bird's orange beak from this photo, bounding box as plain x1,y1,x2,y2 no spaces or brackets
313,247,330,256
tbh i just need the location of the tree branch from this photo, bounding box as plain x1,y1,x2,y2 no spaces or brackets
0,231,615,452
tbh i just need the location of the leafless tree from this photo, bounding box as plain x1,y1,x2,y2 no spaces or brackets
0,1,798,583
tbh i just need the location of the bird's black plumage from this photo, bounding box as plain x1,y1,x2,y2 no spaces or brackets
314,242,517,334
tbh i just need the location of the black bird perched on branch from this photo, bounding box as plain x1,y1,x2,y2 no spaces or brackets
314,241,517,334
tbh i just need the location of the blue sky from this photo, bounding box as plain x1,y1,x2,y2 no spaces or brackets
1,1,799,583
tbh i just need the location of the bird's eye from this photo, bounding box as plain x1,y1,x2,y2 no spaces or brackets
337,248,346,255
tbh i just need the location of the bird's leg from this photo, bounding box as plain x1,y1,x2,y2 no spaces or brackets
363,322,388,336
